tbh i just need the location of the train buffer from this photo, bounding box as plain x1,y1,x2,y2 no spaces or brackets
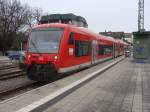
0,56,150,112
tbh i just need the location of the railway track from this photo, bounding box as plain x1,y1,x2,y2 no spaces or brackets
0,60,12,64
0,66,24,80
0,64,18,70
0,62,13,68
0,79,34,96
0,80,36,101
0,72,25,80
0,76,47,102
0,59,45,102
0,59,25,80
0,59,13,68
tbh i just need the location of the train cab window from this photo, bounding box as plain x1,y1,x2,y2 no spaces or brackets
75,40,90,57
68,32,75,45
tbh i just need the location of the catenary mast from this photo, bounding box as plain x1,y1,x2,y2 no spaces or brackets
138,0,145,31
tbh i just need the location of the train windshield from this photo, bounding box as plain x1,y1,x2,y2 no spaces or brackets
28,28,64,53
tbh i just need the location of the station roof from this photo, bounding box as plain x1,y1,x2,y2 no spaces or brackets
40,13,87,24
133,31,150,36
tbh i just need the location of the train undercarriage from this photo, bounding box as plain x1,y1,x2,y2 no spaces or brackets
27,63,57,82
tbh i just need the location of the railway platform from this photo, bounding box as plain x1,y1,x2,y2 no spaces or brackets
0,57,150,112
44,58,150,112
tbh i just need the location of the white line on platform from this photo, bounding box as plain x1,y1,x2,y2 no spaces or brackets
16,57,124,112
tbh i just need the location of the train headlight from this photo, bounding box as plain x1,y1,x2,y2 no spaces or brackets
39,56,44,61
54,56,58,60
28,54,31,59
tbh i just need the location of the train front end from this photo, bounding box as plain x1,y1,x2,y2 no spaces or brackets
26,26,64,81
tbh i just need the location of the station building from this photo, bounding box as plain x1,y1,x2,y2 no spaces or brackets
40,13,88,28
99,31,133,44
99,31,125,39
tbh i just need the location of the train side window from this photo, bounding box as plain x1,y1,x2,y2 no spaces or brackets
68,32,74,45
75,40,90,57
104,46,112,54
98,45,104,55
98,45,112,55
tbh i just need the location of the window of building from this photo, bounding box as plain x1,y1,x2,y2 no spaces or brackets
75,40,91,57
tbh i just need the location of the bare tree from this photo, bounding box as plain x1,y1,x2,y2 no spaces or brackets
0,0,44,54
25,8,34,28
0,0,35,54
25,7,43,28
33,7,43,24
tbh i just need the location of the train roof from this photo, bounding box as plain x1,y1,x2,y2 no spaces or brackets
116,39,127,45
69,25,115,43
32,23,70,29
32,23,115,43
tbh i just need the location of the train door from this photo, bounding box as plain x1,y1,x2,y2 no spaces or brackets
92,40,97,64
113,43,115,58
115,43,118,57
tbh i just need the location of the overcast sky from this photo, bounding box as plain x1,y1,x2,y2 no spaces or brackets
20,0,150,33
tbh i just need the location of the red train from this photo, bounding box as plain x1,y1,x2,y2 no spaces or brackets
26,23,127,81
